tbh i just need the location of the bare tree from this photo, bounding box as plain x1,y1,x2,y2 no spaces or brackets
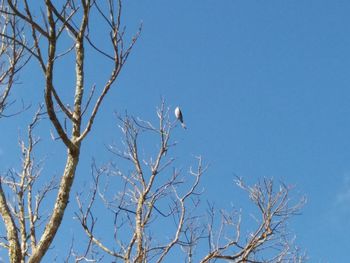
73,102,306,263
75,102,205,262
0,1,306,263
0,1,140,262
0,0,28,116
200,178,306,263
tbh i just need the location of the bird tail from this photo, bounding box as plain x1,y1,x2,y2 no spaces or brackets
181,122,187,129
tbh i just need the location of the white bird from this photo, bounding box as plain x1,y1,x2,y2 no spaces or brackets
175,106,186,129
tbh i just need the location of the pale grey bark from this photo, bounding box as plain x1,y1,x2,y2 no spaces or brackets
0,181,21,262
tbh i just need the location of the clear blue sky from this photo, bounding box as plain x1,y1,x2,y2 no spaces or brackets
1,0,350,262
119,2,350,260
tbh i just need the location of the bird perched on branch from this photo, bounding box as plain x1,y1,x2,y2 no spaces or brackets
175,106,186,129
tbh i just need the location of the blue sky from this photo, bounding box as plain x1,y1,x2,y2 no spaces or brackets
115,2,350,260
1,0,350,262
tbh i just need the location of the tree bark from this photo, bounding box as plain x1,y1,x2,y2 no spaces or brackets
28,150,80,263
